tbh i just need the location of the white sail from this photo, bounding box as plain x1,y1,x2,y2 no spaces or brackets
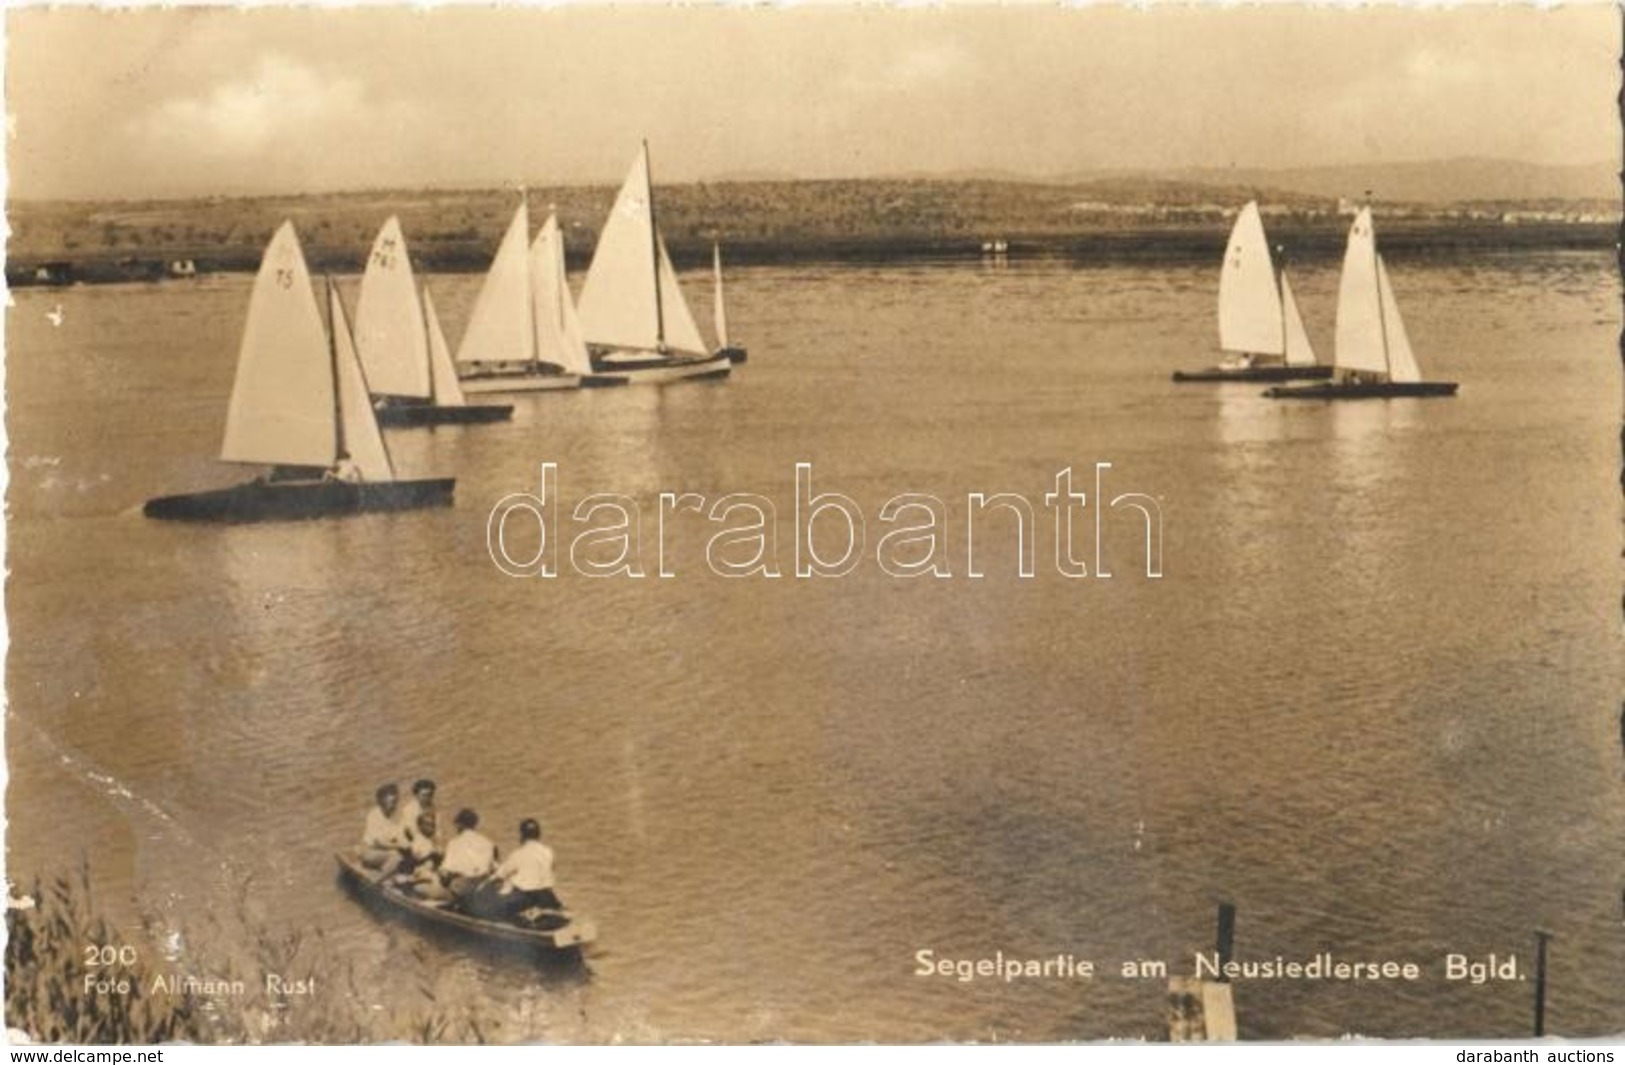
1280,271,1318,367
1217,201,1284,358
456,202,533,365
713,243,730,349
329,285,395,483
529,214,593,375
1333,207,1391,377
220,222,336,469
655,232,708,356
556,267,593,374
354,216,430,399
579,143,708,357
579,147,659,350
1376,256,1422,384
422,286,467,407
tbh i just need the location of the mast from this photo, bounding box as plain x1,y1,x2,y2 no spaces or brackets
330,276,396,481
644,140,666,351
326,276,347,466
578,146,706,356
1275,243,1287,356
713,241,730,350
552,204,566,343
521,186,537,365
1366,200,1393,380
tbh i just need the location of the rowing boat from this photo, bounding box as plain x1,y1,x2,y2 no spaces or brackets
334,850,596,952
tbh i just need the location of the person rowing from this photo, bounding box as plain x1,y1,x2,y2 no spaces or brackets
469,818,564,922
412,807,497,905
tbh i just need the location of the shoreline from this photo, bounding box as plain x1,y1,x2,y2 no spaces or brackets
7,222,1616,288
9,176,1616,287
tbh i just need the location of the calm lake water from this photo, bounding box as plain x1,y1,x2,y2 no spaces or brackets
6,250,1622,1041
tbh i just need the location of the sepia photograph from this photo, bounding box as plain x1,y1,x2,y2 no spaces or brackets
3,4,1621,1044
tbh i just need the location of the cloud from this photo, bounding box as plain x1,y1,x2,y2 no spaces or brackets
889,42,973,91
128,54,368,158
1402,48,1483,90
840,40,976,97
111,51,431,194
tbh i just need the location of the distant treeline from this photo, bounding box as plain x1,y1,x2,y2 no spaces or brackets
7,178,1618,286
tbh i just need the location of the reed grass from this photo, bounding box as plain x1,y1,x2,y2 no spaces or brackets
5,869,203,1043
5,868,493,1045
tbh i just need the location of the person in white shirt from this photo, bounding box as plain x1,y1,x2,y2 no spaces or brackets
395,811,441,879
397,779,437,848
360,783,407,874
436,808,497,904
471,818,563,921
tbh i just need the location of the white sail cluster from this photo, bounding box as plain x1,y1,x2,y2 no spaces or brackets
454,187,718,375
450,143,732,388
216,142,740,482
1217,200,1437,385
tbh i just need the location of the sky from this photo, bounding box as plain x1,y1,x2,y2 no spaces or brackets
5,5,1620,200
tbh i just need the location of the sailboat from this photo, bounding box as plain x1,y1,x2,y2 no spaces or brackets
456,203,619,393
144,222,454,522
712,243,747,365
1264,207,1457,400
355,216,512,426
1172,201,1331,383
576,142,733,385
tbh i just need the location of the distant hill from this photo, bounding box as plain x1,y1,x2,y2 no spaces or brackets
8,163,1617,284
1058,158,1619,205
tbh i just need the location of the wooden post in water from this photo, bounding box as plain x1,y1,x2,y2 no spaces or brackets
1533,930,1552,1037
1216,901,1237,976
1168,901,1238,1041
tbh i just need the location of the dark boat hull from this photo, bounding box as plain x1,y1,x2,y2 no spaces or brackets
719,345,748,365
334,852,595,952
1263,381,1459,400
375,404,512,427
589,350,733,385
461,371,579,393
1172,364,1332,383
144,477,455,523
458,367,628,393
